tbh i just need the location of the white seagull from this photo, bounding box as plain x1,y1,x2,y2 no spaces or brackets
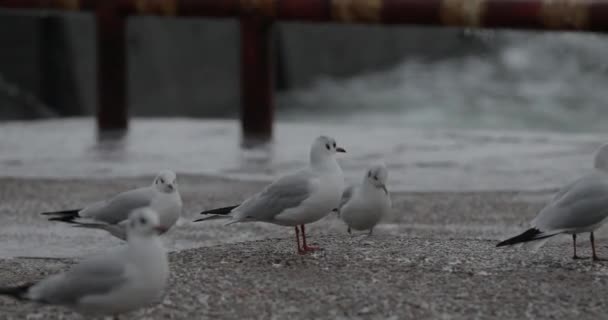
41,170,182,240
194,135,346,254
497,143,608,261
339,163,391,235
0,208,169,316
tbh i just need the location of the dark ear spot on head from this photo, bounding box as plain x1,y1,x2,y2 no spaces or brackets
326,144,330,150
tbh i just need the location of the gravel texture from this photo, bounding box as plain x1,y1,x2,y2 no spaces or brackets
1,176,608,319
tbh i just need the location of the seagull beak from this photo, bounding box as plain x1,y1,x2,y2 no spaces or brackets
336,147,346,153
380,185,388,195
155,226,167,234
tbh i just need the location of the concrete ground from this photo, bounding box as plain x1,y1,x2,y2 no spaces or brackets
1,175,608,319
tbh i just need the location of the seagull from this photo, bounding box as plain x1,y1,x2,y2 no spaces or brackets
41,170,182,240
497,143,608,261
194,135,346,254
338,163,391,235
0,208,169,316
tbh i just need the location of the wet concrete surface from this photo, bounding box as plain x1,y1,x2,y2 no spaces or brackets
1,118,605,192
1,175,608,319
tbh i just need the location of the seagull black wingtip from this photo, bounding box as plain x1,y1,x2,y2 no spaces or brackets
199,205,239,216
496,240,509,247
0,283,33,301
40,209,81,217
41,209,83,223
496,228,555,248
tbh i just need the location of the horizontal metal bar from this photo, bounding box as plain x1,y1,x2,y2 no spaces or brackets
1,0,608,33
0,0,95,11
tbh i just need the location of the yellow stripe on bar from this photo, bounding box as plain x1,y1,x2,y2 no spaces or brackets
135,0,178,16
440,0,486,27
331,0,382,23
540,0,588,29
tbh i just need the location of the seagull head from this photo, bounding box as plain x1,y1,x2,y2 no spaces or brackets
365,163,389,194
127,207,164,237
153,170,178,193
310,135,346,165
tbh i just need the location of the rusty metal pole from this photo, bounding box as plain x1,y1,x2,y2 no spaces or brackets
96,1,127,138
240,15,274,147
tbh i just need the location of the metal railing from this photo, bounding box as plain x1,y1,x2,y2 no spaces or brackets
1,0,607,144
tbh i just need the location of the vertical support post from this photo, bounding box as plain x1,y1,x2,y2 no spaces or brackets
40,16,80,116
274,27,289,92
96,1,127,137
240,15,274,147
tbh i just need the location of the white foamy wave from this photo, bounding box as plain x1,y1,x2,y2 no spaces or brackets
279,31,608,132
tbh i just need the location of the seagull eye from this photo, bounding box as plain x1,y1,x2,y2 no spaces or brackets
160,179,165,184
325,144,330,150
139,217,147,225
333,142,336,148
368,171,372,178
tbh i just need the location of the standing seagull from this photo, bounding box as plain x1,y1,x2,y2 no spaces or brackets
497,144,608,261
339,163,391,235
194,136,346,254
41,170,182,240
0,208,169,316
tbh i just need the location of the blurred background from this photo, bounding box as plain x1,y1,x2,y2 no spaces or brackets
1,12,608,191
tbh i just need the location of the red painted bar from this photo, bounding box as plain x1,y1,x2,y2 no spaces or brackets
118,0,241,16
483,1,542,29
175,0,239,17
382,0,441,25
2,0,608,31
96,1,127,134
240,16,274,146
0,0,95,10
589,2,608,31
277,0,330,21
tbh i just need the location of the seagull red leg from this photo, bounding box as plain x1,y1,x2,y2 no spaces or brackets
572,234,583,259
591,232,606,261
295,226,305,254
301,224,322,252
